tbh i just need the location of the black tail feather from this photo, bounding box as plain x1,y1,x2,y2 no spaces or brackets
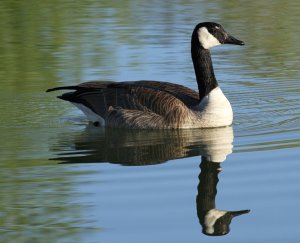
46,86,79,92
57,92,79,103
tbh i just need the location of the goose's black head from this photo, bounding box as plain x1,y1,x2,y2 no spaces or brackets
192,22,244,49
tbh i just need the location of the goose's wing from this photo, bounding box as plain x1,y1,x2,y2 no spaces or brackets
47,80,200,118
74,80,200,106
123,80,200,106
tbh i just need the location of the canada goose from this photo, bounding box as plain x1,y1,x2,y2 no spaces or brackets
47,22,244,129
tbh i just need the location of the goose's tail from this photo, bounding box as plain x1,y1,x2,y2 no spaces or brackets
46,86,79,92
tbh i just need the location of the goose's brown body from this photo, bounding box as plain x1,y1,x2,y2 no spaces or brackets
48,80,201,129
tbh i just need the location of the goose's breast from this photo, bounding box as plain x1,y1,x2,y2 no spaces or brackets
192,87,233,128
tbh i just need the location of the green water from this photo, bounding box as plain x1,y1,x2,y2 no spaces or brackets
0,1,299,242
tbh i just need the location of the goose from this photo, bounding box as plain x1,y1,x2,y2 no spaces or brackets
47,22,244,129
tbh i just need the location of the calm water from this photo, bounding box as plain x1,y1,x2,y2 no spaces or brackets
0,1,300,242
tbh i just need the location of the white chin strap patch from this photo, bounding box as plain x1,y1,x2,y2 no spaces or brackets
198,27,221,49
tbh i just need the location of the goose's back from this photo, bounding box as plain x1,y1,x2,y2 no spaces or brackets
56,80,200,129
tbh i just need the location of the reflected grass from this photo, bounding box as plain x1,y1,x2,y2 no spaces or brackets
0,159,100,243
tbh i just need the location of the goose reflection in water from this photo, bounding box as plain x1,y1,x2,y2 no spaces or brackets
51,125,250,235
198,158,250,236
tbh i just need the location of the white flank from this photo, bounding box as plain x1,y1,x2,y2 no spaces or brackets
72,103,105,126
198,27,221,49
204,209,227,234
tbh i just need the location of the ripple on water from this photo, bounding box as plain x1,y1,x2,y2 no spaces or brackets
228,73,300,152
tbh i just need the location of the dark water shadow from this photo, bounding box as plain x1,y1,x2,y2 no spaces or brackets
50,125,250,236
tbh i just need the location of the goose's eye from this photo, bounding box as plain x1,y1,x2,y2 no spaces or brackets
209,26,220,34
208,27,216,34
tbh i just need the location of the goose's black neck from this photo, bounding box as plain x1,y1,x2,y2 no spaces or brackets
191,37,218,101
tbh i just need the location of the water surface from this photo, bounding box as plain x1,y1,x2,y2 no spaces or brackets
0,1,300,242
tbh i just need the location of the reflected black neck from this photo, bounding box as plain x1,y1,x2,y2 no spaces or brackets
191,38,218,101
197,158,220,212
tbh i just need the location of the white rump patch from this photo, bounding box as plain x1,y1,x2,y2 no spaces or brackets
198,27,221,49
72,103,105,126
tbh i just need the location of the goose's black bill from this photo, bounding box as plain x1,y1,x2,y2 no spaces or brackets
230,209,250,217
224,35,245,45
